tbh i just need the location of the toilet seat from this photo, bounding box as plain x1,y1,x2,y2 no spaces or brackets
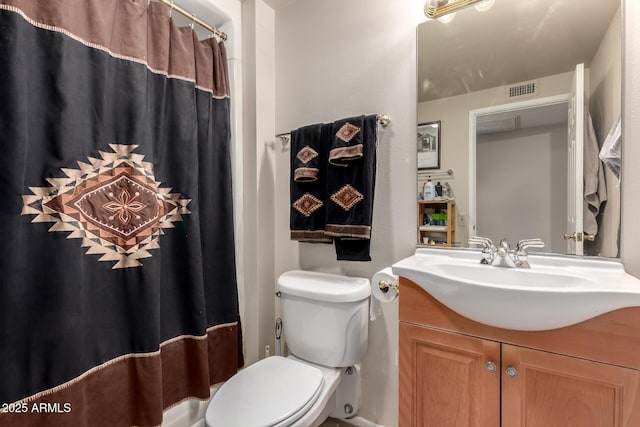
206,356,325,427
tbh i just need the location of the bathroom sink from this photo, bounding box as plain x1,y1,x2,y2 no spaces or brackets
392,248,640,331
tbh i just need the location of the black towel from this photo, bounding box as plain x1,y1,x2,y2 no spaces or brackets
290,123,333,243
325,115,377,261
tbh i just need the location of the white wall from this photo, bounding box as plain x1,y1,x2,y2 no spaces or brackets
589,6,622,257
589,6,622,139
477,124,567,252
272,1,425,425
242,0,277,366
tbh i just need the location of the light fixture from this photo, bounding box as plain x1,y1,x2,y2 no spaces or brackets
474,0,495,12
424,0,486,19
437,12,456,24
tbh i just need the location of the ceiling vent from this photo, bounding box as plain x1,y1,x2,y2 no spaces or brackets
506,80,538,100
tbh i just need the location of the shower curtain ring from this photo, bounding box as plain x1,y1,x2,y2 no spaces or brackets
190,13,196,29
169,0,174,18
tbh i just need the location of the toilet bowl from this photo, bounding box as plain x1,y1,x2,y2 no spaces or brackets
205,270,370,427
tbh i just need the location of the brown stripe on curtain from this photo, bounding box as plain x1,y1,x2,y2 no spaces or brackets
0,0,229,97
0,325,241,427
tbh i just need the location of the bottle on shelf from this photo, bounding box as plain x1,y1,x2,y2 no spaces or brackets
444,182,453,199
435,182,443,197
423,178,435,200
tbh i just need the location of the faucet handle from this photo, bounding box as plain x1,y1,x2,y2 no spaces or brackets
516,238,545,252
514,238,545,269
469,236,496,265
469,236,494,249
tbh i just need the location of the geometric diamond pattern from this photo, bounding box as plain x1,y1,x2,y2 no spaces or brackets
335,122,360,143
330,184,363,211
21,144,191,269
292,193,323,217
296,146,318,164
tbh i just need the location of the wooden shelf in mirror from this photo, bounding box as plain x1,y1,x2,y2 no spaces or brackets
417,199,455,246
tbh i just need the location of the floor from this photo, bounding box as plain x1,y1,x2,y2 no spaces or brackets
320,418,352,427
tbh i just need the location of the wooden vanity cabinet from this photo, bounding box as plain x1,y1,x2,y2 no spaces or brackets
400,323,500,426
502,344,640,427
399,278,640,427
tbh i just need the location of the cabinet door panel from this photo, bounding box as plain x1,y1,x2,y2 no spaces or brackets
400,323,500,427
502,344,640,427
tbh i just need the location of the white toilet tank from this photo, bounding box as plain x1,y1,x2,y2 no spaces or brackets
277,270,371,368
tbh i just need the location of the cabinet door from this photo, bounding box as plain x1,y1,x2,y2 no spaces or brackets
399,323,500,427
502,344,640,427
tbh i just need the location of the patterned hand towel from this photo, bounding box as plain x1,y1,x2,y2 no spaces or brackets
329,115,365,166
325,115,378,261
293,124,323,182
290,123,333,242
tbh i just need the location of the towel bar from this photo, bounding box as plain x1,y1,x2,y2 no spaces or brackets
275,114,391,147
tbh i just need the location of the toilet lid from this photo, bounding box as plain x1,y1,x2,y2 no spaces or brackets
207,356,325,427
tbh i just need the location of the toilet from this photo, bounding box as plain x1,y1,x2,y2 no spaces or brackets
205,270,371,427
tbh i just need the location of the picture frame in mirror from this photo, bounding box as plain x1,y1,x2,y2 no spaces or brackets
417,120,441,170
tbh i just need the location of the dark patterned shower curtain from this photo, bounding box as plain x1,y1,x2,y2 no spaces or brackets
0,1,243,425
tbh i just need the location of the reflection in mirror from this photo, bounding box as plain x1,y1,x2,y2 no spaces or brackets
474,99,569,254
418,121,441,170
417,0,621,257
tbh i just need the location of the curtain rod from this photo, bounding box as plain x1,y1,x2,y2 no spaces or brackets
155,0,228,41
275,114,391,146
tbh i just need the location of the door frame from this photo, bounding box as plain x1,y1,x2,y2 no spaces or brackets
468,94,570,241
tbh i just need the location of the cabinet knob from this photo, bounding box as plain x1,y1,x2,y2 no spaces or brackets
505,365,518,378
485,361,497,373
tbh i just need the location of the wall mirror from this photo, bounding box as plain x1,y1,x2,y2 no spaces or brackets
417,0,622,257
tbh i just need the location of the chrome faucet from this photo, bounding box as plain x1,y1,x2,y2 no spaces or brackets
493,238,517,268
469,236,545,268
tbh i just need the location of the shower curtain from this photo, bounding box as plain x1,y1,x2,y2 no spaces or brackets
0,1,243,426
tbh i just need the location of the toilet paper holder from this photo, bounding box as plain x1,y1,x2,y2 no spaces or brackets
378,280,399,294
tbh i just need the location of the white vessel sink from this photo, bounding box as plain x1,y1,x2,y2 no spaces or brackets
392,248,640,331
